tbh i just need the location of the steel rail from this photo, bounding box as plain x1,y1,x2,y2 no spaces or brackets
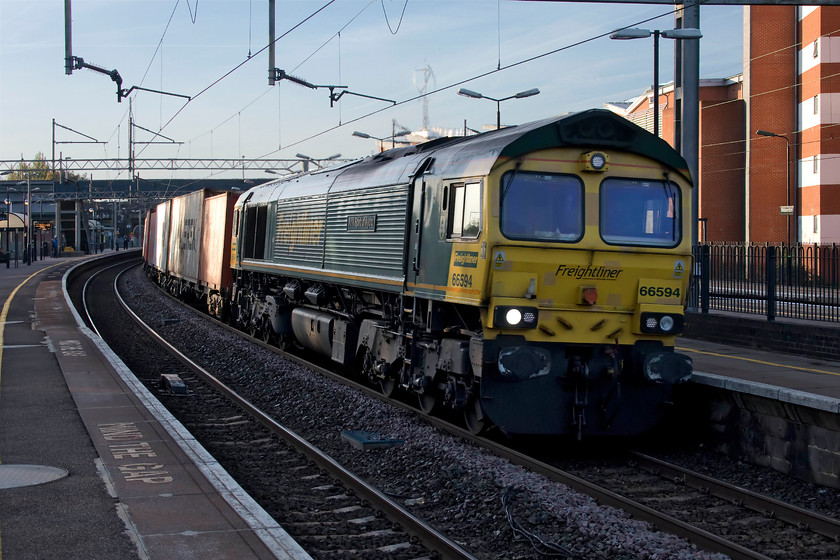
80,259,138,338
110,270,479,560
460,436,773,560
137,273,777,560
631,451,840,542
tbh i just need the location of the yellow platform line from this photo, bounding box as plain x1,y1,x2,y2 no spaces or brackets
0,263,66,560
677,346,840,378
0,263,66,456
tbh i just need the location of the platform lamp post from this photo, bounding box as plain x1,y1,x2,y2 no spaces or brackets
25,175,30,264
265,167,297,178
610,27,703,139
295,153,341,172
457,87,540,130
1,171,12,268
4,187,9,268
3,179,12,268
757,129,792,246
352,130,411,151
24,185,41,265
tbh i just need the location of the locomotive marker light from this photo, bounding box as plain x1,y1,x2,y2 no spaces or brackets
457,87,540,130
639,312,683,334
609,27,702,139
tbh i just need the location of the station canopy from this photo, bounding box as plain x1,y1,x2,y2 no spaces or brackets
0,212,26,229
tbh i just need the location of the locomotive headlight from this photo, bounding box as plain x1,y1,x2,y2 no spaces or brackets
580,151,610,172
494,306,538,329
640,312,683,334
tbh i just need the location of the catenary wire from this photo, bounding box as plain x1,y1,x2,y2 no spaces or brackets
133,0,338,162
253,2,697,158
120,1,718,182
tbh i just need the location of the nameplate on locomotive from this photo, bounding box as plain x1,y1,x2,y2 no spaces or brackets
347,214,377,232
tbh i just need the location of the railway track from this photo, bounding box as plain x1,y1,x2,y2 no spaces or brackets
407,411,840,559
70,256,840,559
72,259,477,560
509,446,840,560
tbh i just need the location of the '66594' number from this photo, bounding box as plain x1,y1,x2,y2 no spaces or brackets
451,273,473,288
639,286,680,297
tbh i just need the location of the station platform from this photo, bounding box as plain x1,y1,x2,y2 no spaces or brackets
676,325,840,489
677,336,840,414
0,252,311,560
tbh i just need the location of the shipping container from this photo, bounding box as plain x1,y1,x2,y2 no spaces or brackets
199,191,238,292
168,190,205,283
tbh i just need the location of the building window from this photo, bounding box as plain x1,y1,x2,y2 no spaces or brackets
813,155,819,174
813,38,819,58
814,95,819,114
814,215,820,234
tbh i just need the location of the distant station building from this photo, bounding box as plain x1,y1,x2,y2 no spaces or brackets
608,5,839,245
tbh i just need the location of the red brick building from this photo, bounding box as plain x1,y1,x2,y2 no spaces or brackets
610,6,840,244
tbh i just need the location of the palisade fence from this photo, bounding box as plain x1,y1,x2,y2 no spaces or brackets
689,243,840,323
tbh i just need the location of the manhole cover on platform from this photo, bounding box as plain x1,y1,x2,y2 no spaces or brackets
0,464,69,489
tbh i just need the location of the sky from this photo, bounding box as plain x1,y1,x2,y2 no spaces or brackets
0,0,745,181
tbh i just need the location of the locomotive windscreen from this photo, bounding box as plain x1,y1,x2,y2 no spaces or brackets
600,178,680,247
500,171,583,242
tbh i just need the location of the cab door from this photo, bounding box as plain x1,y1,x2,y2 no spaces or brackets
407,158,435,290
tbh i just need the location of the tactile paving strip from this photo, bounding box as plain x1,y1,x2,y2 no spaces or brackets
0,464,69,489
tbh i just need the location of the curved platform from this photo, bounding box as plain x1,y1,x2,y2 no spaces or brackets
0,251,311,560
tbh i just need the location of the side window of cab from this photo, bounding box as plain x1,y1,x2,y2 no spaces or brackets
446,181,481,239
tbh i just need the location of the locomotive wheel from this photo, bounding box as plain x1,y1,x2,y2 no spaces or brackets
276,333,291,350
226,304,239,326
464,395,488,435
418,392,437,415
261,321,274,344
380,378,397,397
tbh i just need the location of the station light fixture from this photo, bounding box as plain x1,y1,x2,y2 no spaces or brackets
457,87,541,130
609,27,702,138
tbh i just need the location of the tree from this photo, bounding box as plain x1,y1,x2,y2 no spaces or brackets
1,152,87,182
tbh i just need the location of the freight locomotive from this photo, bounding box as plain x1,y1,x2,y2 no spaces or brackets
143,109,693,438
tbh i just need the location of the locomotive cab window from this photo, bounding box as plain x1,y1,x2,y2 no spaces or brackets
600,178,680,246
447,182,481,239
242,204,269,259
500,171,583,242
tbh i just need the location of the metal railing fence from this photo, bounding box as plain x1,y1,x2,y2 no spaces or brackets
689,243,840,322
